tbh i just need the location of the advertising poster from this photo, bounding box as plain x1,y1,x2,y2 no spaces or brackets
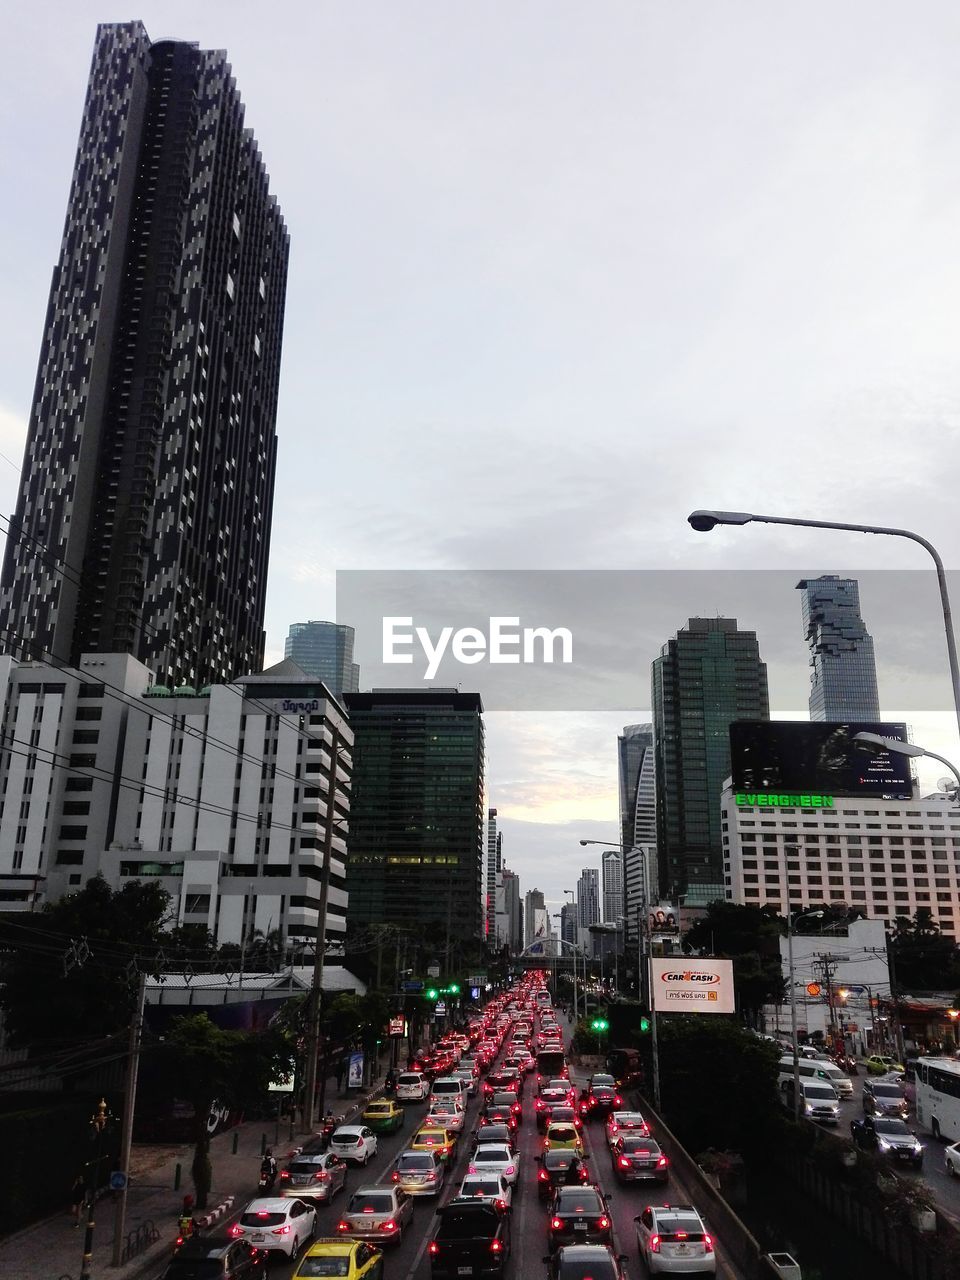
650,958,735,1014
647,903,679,936
348,1051,364,1088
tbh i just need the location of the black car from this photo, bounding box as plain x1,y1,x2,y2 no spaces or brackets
850,1116,924,1167
161,1235,266,1279
537,1151,591,1200
485,1090,523,1119
611,1135,670,1184
548,1185,612,1251
482,1104,519,1130
546,1244,629,1280
473,1122,517,1152
429,1199,511,1279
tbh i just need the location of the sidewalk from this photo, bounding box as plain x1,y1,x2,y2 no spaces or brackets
0,1064,387,1280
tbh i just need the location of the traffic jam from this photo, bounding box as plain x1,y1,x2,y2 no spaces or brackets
166,972,723,1278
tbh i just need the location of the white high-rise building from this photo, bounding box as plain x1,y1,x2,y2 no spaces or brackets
485,808,501,939
619,724,657,946
601,849,624,924
577,868,600,930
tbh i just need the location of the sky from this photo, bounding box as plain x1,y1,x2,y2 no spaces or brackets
3,2,960,914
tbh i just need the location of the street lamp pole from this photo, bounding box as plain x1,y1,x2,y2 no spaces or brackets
79,1098,110,1280
786,908,824,1121
688,509,960,740
563,890,577,1020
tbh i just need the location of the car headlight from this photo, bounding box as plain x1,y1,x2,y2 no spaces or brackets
877,1138,891,1151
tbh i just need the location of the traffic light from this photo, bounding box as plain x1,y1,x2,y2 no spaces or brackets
591,1017,609,1032
425,987,439,1001
639,1014,651,1034
447,983,461,996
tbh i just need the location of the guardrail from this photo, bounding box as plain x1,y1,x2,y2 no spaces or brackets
119,1218,160,1265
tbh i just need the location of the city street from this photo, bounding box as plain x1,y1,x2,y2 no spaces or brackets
232,1030,738,1279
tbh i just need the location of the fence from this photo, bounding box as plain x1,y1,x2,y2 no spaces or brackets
120,1218,160,1265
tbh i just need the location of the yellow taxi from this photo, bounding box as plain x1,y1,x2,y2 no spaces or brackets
543,1119,584,1154
360,1098,404,1133
410,1125,458,1163
293,1237,384,1278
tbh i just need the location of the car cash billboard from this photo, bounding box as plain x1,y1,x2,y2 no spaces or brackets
650,958,735,1014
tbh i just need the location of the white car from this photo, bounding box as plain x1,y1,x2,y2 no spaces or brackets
231,1196,316,1259
605,1110,651,1149
396,1071,430,1102
635,1204,717,1274
328,1125,378,1165
428,1099,466,1133
946,1142,960,1177
457,1171,513,1209
468,1142,520,1187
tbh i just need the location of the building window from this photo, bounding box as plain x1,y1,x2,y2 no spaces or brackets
58,825,87,840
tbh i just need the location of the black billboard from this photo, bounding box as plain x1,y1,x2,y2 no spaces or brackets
729,721,914,799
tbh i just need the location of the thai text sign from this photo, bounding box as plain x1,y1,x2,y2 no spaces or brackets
650,958,735,1014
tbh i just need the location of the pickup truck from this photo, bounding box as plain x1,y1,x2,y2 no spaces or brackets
849,1115,923,1168
428,1199,511,1279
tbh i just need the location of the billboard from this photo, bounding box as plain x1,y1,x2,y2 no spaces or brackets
650,958,735,1014
647,903,679,936
730,721,913,798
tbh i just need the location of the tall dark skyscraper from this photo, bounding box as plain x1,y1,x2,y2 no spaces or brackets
342,689,485,944
796,576,880,720
285,621,360,696
652,618,769,896
0,23,289,687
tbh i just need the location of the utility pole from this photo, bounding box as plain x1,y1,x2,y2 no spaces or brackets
111,973,147,1267
885,930,907,1065
813,953,840,1046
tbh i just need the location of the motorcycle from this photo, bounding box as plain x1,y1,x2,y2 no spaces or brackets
258,1169,276,1192
318,1113,339,1149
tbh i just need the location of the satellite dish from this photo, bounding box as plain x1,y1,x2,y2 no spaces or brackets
938,777,957,793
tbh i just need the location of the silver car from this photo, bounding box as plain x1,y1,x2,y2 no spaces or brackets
392,1148,446,1197
635,1204,717,1275
278,1151,348,1201
336,1185,414,1247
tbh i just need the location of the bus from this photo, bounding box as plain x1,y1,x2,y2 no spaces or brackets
915,1057,960,1140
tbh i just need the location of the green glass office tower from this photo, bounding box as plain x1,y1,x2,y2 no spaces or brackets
342,689,485,943
652,618,769,897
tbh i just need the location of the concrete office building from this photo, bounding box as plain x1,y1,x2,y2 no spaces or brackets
485,808,502,940
577,867,600,933
343,689,485,941
284,622,360,696
653,618,769,897
797,576,880,721
0,654,350,947
495,866,522,953
0,24,288,688
601,849,624,925
619,724,658,948
721,783,960,937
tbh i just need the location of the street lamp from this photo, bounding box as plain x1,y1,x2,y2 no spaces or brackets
79,1098,112,1280
785,909,824,1122
687,509,960,740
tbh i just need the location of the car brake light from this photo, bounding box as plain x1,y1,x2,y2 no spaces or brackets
176,1236,184,1247
315,1171,328,1181
650,1234,661,1253
490,1239,503,1253
657,1155,668,1167
428,1242,440,1255
676,1231,688,1239
380,1220,397,1232
229,1225,243,1237
538,1169,549,1181
337,1221,349,1232
271,1226,291,1236
614,1096,623,1106
391,1171,400,1180
599,1216,610,1229
550,1218,563,1230
468,1165,477,1174
279,1171,290,1180
618,1157,631,1169
495,1199,506,1211
256,1211,270,1219
704,1233,714,1253
505,1166,515,1176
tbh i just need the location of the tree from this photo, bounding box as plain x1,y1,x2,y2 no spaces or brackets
682,901,784,1023
0,875,169,1047
890,908,960,991
159,1013,293,1208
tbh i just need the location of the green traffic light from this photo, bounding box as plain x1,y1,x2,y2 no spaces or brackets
448,983,460,995
426,987,439,1000
639,1015,651,1033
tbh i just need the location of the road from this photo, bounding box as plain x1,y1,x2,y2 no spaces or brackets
224,1024,734,1279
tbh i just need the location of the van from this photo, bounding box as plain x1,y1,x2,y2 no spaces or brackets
778,1054,853,1099
782,1077,841,1124
430,1076,468,1105
396,1071,430,1102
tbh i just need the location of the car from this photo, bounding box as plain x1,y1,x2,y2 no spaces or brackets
329,1127,379,1166
634,1203,717,1274
537,1085,576,1132
293,1239,385,1279
850,1116,924,1168
395,1071,430,1102
337,1185,414,1247
546,1244,629,1280
946,1142,960,1177
536,1151,592,1200
862,1080,909,1119
485,1089,523,1120
544,1120,584,1153
230,1198,317,1260
865,1054,905,1076
360,1100,404,1134
605,1111,651,1147
482,1103,520,1130
411,1126,458,1162
612,1135,670,1184
578,1080,622,1120
392,1148,446,1197
484,1069,521,1095
457,1171,513,1210
428,1098,466,1133
431,1076,469,1106
472,1122,517,1152
548,1106,583,1133
160,1234,266,1278
455,1066,480,1096
429,1198,510,1279
279,1152,349,1202
547,1184,613,1251
468,1142,520,1187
